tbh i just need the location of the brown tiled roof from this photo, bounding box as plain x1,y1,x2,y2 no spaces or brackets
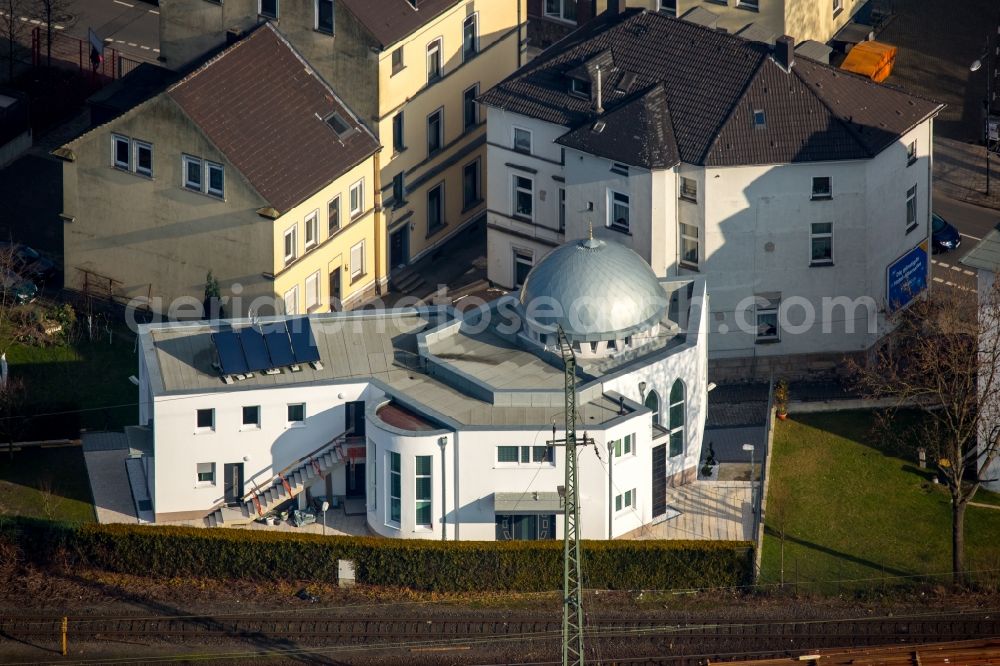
340,0,462,48
168,24,379,213
481,9,943,167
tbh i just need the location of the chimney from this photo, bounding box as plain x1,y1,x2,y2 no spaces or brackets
594,65,604,115
774,35,794,72
606,0,626,15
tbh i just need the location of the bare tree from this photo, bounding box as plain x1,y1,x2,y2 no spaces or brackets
35,0,71,69
0,0,32,82
0,376,26,460
850,279,1000,586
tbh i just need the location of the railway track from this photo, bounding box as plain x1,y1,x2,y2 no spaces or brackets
1,611,997,663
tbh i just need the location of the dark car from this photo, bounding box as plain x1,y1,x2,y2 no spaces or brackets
0,242,57,284
931,213,961,254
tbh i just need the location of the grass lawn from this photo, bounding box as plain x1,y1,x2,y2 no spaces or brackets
761,412,1000,593
0,445,95,522
3,325,138,441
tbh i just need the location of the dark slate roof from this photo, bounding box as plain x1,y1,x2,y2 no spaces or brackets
340,0,462,48
167,23,379,213
480,9,943,168
557,84,680,169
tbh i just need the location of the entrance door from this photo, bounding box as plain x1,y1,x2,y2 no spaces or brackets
329,268,342,311
390,226,409,268
223,463,244,506
346,462,366,497
652,444,666,517
345,401,365,437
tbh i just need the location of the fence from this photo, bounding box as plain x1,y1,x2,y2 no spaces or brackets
30,26,119,82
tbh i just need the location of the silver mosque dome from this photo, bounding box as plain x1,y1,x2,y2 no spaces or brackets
518,237,667,343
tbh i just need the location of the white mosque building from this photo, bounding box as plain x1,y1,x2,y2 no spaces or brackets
131,237,709,540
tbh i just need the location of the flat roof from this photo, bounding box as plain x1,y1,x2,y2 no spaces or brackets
141,309,631,429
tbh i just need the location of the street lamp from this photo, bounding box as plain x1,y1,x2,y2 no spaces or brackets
742,443,756,525
971,31,997,196
320,500,329,536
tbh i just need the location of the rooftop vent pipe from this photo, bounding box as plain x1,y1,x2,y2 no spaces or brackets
594,65,604,115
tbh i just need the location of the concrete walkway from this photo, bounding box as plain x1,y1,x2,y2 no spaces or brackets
623,481,754,541
83,448,138,524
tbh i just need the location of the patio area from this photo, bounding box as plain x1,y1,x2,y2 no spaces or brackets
623,481,755,541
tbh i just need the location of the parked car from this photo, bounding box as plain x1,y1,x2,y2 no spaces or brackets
931,213,961,254
1,270,38,304
0,242,57,284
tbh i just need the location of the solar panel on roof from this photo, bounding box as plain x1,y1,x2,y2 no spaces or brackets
239,326,271,373
212,330,249,376
261,321,295,367
287,317,321,364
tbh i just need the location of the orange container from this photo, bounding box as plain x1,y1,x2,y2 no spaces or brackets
840,41,897,82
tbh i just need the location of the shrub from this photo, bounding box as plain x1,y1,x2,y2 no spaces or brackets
0,519,753,592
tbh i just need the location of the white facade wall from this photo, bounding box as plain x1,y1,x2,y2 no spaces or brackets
486,108,568,288
485,111,935,358
979,269,1000,493
150,381,368,516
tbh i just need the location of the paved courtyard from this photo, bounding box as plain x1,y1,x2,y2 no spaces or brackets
624,481,755,542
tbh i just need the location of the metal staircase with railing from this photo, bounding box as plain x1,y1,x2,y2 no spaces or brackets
205,433,356,528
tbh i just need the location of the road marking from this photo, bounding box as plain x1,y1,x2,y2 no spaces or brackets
113,0,135,7
127,42,137,47
961,233,982,241
934,260,949,268
54,24,63,30
932,276,973,292
29,18,39,24
140,45,150,50
153,48,160,53
104,37,113,42
149,9,159,14
115,39,124,43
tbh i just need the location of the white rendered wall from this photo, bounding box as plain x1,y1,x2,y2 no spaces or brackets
979,269,1000,493
151,381,368,515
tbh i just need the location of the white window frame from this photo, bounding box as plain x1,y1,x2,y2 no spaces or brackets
753,109,766,129
512,126,532,154
415,454,432,529
283,284,299,315
426,38,442,82
544,0,576,22
328,194,341,234
811,176,832,200
287,402,306,424
905,184,918,233
496,445,555,466
613,433,635,458
133,140,153,177
241,405,261,430
259,0,278,19
513,248,533,288
195,408,215,433
387,451,401,527
427,107,443,155
569,77,590,98
680,176,697,202
463,83,480,131
391,46,404,76
810,222,834,266
607,190,630,233
462,13,479,62
349,179,364,218
315,0,334,34
615,488,636,512
182,154,203,192
350,240,365,280
511,173,534,221
283,224,297,265
112,134,131,170
680,222,700,269
833,0,843,17
305,270,320,310
196,462,216,485
755,296,780,342
304,210,319,249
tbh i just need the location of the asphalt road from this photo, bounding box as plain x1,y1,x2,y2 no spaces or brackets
61,0,160,63
930,192,999,290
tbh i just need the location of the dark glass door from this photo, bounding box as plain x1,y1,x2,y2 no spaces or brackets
652,444,666,517
346,401,365,437
223,463,244,506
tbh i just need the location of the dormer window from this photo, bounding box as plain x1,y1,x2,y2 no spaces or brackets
325,112,352,137
753,109,766,128
569,77,591,98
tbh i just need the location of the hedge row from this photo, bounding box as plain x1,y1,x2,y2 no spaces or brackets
2,518,753,592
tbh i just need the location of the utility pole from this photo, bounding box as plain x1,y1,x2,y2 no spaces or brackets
548,327,587,666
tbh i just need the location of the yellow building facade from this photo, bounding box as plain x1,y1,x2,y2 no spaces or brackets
159,0,527,283
59,24,384,317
